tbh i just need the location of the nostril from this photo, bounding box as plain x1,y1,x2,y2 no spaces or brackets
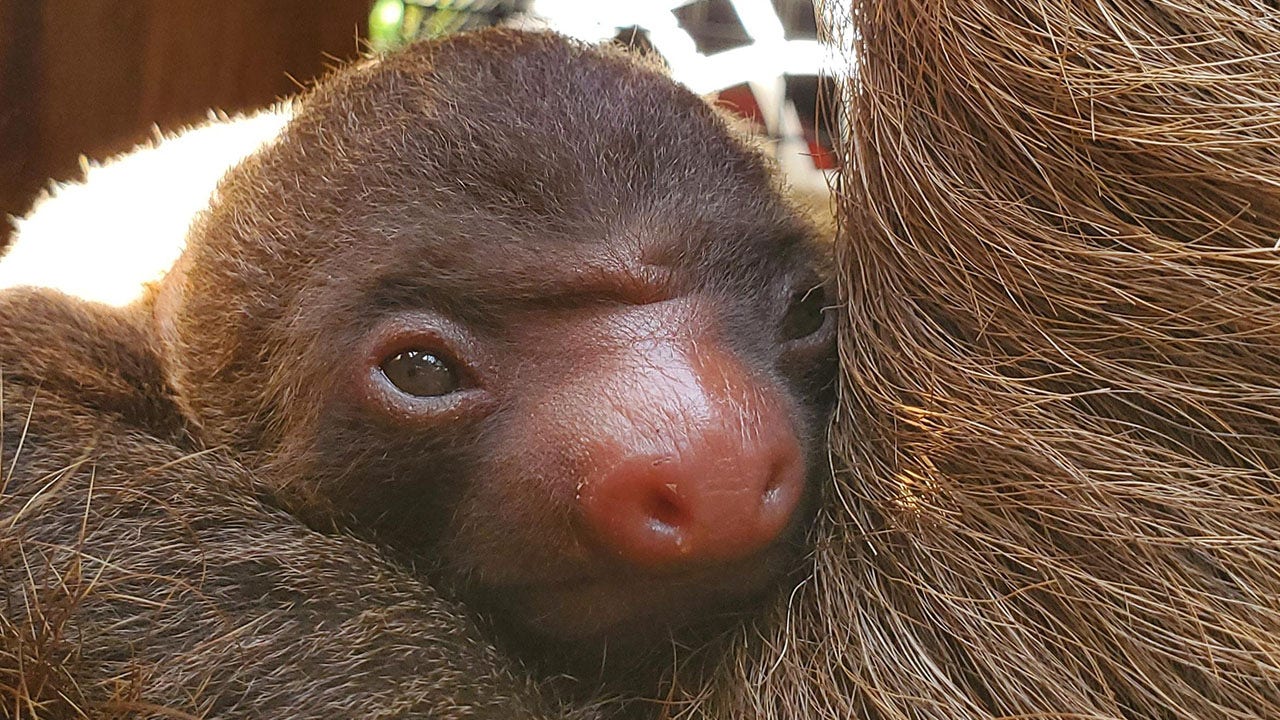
574,350,810,570
579,437,807,571
644,485,684,533
762,461,786,503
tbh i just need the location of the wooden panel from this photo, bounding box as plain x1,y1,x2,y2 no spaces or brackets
132,1,368,133
0,0,42,242
35,2,152,179
0,0,369,246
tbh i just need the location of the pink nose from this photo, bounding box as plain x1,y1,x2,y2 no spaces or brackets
577,351,807,570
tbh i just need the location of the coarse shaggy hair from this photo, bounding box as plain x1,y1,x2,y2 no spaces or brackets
673,2,1280,718
7,6,1280,718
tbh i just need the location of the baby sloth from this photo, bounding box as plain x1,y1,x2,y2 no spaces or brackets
154,29,835,659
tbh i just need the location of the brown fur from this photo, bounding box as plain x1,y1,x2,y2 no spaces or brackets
660,2,1280,718
1,29,833,717
154,28,832,664
0,290,589,718
18,6,1280,719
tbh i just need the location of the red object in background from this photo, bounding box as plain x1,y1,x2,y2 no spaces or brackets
715,83,767,129
715,82,837,171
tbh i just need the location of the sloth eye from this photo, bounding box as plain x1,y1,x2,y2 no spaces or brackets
780,286,828,340
380,350,460,397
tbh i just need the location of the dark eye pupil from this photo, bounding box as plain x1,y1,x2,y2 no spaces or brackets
380,350,459,397
781,287,828,340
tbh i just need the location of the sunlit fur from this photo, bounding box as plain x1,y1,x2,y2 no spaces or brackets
670,3,1280,718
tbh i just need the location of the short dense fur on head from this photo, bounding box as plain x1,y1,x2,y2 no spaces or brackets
156,28,834,658
1,28,833,716
160,30,815,454
667,2,1280,718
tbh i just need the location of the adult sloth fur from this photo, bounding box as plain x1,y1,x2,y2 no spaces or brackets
7,5,1280,719
672,2,1280,718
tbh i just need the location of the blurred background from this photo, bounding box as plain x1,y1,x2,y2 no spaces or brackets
0,0,836,247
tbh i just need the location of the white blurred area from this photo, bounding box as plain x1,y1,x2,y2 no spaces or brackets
0,110,291,306
531,0,835,91
525,0,840,196
1,0,840,307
